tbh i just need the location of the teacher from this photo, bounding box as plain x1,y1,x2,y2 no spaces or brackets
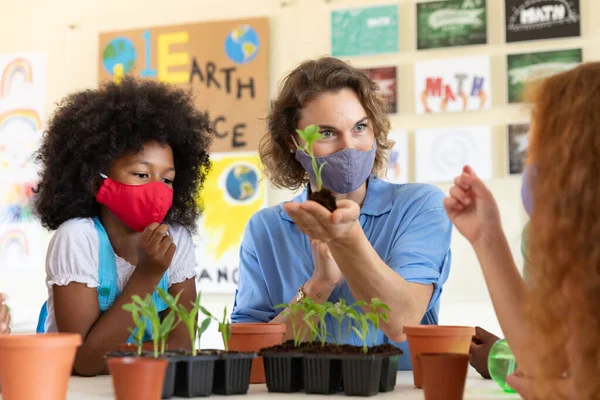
231,57,452,369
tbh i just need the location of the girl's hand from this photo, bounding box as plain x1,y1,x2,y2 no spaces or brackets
0,294,11,334
310,239,343,288
506,372,575,400
137,223,176,277
284,199,360,244
443,166,502,246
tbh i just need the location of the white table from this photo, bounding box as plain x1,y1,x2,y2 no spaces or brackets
10,370,519,399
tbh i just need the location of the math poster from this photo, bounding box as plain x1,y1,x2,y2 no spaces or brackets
507,48,582,103
98,18,269,153
505,0,580,43
414,56,491,114
331,4,399,57
417,0,487,50
194,153,266,293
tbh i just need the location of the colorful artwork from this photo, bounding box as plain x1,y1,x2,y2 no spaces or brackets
99,18,269,153
0,183,35,223
385,131,409,184
417,0,487,50
415,56,491,114
0,57,34,97
505,0,580,42
194,153,267,293
507,49,582,103
331,4,399,57
415,126,493,183
508,123,530,174
360,66,397,114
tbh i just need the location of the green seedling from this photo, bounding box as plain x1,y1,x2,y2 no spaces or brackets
295,124,327,191
159,288,208,356
367,298,391,346
130,294,161,358
348,312,372,354
122,302,147,356
155,288,183,355
201,306,232,352
301,299,333,347
327,299,366,344
275,303,307,347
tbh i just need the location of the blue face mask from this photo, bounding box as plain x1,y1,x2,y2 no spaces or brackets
521,164,536,216
293,138,377,194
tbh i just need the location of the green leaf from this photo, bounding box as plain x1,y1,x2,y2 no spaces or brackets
199,305,213,319
365,313,378,327
351,327,364,340
198,317,211,336
381,312,389,323
352,300,367,307
131,295,145,306
274,303,288,310
122,303,139,313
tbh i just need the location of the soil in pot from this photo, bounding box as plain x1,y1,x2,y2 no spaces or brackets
308,188,337,212
107,356,167,400
211,351,256,395
418,353,469,400
226,322,286,384
403,325,474,388
173,352,218,398
260,341,305,393
0,333,81,400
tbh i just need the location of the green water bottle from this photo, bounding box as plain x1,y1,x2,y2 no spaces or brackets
487,339,517,393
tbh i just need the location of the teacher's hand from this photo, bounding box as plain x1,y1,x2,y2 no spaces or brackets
283,199,360,244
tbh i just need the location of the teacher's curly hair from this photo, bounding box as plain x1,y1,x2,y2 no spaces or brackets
33,76,213,232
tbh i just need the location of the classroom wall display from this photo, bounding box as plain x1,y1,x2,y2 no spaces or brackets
508,123,529,174
359,66,397,113
417,0,487,50
194,152,266,293
507,48,582,103
331,4,398,57
505,0,580,43
385,130,409,184
415,126,493,183
415,56,491,114
98,18,269,153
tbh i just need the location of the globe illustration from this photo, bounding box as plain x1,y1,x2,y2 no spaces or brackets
102,37,137,75
224,25,260,64
225,164,259,201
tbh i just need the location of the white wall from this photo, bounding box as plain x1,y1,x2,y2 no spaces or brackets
1,0,598,348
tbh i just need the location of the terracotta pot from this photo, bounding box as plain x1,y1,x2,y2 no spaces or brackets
225,323,286,384
107,356,167,400
403,325,474,388
0,333,81,400
118,341,161,353
418,353,469,400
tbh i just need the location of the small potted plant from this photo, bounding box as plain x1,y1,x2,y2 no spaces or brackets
260,303,306,393
201,306,257,395
159,289,218,398
296,124,337,212
107,294,168,400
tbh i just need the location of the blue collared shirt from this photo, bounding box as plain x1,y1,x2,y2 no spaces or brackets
231,176,452,370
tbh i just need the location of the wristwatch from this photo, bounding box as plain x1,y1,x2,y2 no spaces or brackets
296,284,306,304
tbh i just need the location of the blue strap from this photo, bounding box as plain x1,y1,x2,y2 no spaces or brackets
36,301,48,333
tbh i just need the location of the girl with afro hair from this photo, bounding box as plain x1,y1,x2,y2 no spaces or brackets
34,76,212,376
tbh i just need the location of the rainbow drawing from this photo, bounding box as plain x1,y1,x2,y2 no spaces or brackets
0,58,33,98
0,229,29,262
0,109,42,132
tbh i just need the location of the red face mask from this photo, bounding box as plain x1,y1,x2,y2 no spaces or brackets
95,174,174,232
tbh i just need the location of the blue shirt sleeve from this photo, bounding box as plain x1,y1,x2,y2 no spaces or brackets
231,216,277,323
385,188,452,313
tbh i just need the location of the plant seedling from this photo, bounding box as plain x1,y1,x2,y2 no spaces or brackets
367,298,391,346
327,299,367,344
296,125,337,212
155,288,183,355
122,302,147,356
130,294,161,358
159,288,209,356
301,299,333,347
201,306,232,352
348,312,372,354
275,303,307,347
295,125,327,191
